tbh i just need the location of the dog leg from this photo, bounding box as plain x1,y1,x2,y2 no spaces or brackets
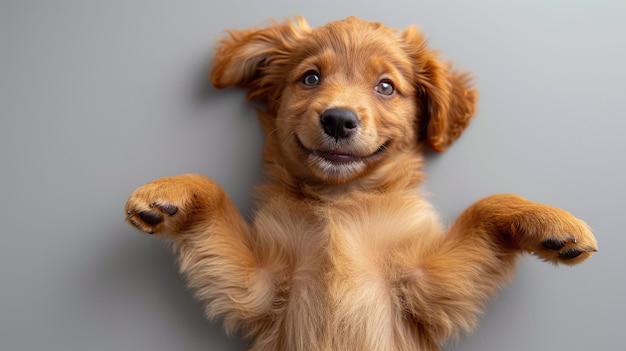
125,174,273,332
454,194,597,265
398,194,597,344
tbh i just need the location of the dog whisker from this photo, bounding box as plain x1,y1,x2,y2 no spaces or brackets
266,126,284,139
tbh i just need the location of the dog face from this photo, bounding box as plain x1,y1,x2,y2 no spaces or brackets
211,17,477,185
276,19,422,184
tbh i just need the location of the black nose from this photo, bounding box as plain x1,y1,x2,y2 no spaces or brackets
320,108,359,141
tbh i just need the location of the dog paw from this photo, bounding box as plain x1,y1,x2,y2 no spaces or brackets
539,236,596,263
124,174,216,235
126,201,179,234
512,207,598,265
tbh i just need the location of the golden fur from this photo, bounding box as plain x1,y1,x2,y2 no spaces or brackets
125,17,597,350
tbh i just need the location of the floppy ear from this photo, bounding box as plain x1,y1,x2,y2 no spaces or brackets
401,26,478,152
210,17,311,109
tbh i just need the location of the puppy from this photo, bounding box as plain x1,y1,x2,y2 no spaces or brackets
125,17,597,351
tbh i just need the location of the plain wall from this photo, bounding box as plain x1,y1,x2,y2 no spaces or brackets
1,1,624,350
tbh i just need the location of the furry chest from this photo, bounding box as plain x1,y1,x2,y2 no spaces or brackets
276,215,407,350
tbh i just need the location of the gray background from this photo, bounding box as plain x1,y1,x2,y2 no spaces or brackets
1,1,624,350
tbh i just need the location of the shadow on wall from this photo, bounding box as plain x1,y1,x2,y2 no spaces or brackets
87,222,251,349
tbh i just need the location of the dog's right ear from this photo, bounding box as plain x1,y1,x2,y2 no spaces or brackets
210,17,311,106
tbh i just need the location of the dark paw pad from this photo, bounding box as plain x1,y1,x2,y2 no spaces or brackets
542,238,567,250
151,202,178,216
539,236,594,263
139,210,164,225
558,247,584,260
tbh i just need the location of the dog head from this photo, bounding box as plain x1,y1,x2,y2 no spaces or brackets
211,17,477,186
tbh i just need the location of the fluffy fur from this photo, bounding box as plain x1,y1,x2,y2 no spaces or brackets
125,17,597,350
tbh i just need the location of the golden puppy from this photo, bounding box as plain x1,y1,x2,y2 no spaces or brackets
125,17,597,351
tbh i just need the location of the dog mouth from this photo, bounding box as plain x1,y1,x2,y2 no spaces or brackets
296,136,388,165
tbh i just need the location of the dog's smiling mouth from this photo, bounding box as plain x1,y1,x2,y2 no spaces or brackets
296,136,388,165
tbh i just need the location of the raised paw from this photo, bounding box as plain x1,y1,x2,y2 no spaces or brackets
511,204,598,265
124,174,218,235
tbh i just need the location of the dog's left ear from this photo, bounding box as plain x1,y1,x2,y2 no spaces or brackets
401,26,479,152
210,17,311,109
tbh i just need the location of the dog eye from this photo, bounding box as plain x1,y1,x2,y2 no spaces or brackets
375,79,395,96
302,71,321,87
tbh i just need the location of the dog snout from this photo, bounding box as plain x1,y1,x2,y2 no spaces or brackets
320,108,359,141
